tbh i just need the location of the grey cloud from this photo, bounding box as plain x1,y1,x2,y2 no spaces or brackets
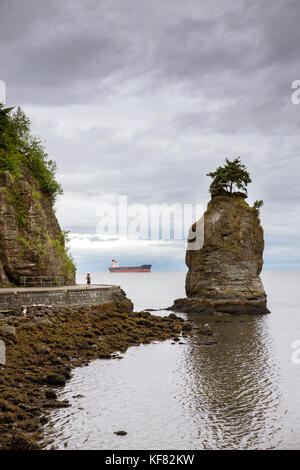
1,0,299,270
1,0,299,111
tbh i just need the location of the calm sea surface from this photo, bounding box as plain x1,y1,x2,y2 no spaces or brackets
44,271,300,450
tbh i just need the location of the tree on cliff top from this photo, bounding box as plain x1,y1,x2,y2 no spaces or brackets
207,157,252,196
0,104,62,205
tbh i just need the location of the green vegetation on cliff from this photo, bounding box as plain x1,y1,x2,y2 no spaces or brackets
52,231,76,283
251,199,264,217
0,104,62,205
0,104,75,286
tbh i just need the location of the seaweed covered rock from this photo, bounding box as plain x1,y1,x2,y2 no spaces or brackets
0,300,188,449
170,193,269,315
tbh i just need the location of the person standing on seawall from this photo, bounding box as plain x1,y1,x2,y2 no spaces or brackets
86,273,91,288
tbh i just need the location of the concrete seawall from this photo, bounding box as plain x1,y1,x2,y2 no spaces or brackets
0,284,122,313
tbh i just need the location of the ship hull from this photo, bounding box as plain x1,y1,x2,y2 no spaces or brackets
109,265,152,273
109,268,151,272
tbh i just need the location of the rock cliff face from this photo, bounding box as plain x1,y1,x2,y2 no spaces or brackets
171,193,269,314
0,168,75,287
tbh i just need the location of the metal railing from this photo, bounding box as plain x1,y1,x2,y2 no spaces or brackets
20,276,65,288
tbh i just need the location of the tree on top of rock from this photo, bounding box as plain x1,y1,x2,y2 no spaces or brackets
207,157,252,196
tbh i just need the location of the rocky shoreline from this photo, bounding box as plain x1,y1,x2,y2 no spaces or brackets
0,298,190,450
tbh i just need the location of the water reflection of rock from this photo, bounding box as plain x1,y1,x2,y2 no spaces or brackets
183,314,282,449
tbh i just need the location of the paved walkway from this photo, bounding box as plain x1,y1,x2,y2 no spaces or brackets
0,284,117,294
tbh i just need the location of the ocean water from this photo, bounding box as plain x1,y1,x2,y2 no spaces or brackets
44,271,300,450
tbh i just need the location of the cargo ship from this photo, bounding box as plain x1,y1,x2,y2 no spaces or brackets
109,260,152,273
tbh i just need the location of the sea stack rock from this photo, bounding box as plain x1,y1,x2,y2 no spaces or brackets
171,192,269,315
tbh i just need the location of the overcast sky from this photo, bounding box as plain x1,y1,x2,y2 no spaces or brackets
1,0,300,272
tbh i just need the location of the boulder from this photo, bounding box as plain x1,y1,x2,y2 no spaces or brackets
0,325,17,342
114,431,127,436
46,374,66,386
45,390,57,399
